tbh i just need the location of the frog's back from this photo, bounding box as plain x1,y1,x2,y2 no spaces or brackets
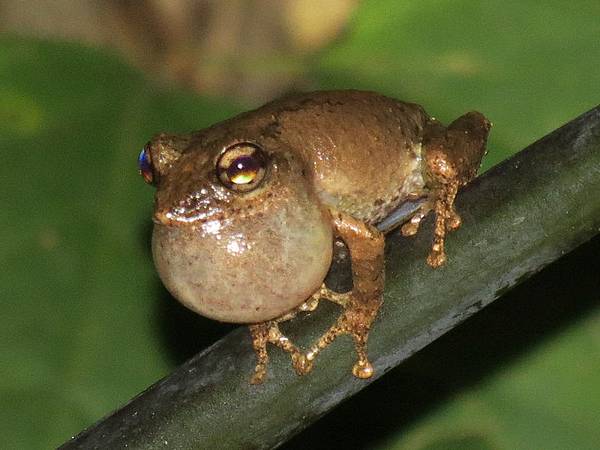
264,90,430,224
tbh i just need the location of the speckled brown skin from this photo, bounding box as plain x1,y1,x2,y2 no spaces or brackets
145,90,490,383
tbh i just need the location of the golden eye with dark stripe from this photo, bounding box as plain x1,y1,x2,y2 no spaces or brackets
216,143,268,192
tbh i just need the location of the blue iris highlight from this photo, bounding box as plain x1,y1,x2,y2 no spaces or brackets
138,148,154,184
138,148,150,171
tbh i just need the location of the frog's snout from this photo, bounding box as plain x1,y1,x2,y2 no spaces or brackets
152,209,181,227
153,210,171,225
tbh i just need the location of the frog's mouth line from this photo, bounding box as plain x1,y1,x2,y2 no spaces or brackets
152,210,209,226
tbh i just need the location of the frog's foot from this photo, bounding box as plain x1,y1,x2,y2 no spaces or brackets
420,112,490,267
305,293,382,379
248,297,320,384
249,320,303,384
398,184,461,268
284,284,353,377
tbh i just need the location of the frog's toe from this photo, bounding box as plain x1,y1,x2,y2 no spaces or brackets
292,353,314,376
352,360,374,379
400,220,420,236
250,368,267,385
445,212,461,231
427,247,447,268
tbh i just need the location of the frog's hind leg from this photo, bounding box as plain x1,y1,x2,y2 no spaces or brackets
301,210,385,379
249,297,320,384
407,113,490,268
421,182,461,268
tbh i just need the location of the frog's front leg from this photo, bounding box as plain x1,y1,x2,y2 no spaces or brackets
300,210,385,379
403,112,490,267
249,321,302,385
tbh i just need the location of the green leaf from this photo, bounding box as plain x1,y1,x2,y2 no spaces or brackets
0,37,241,449
315,0,600,169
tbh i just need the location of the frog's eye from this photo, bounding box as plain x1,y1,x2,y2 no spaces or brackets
138,147,155,185
216,143,268,192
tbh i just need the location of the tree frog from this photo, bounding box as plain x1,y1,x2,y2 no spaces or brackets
139,90,490,383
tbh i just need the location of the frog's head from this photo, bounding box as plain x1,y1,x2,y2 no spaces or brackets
139,133,332,323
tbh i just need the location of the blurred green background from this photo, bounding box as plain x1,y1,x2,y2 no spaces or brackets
1,1,599,448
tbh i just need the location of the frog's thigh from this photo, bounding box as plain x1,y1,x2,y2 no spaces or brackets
305,210,385,379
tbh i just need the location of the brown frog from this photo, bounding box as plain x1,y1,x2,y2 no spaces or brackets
139,90,490,383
